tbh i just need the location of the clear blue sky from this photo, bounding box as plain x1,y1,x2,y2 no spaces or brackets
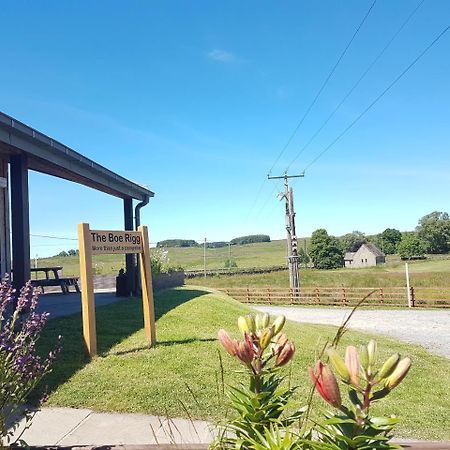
1,1,449,256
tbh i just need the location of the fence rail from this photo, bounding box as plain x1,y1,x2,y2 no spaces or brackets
220,287,450,308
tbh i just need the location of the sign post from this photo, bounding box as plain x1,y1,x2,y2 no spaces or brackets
78,223,156,357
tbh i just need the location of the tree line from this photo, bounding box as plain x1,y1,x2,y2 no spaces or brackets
308,211,450,269
156,234,271,248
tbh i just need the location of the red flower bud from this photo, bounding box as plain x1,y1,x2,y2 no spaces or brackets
309,361,342,408
275,342,295,367
218,329,238,356
235,332,255,365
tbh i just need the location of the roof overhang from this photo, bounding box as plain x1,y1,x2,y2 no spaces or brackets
0,111,154,201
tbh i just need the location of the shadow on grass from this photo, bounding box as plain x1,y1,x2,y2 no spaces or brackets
110,337,217,356
34,288,209,402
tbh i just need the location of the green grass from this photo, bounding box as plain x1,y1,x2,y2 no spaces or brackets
36,239,294,276
38,241,449,290
185,258,450,288
37,287,450,440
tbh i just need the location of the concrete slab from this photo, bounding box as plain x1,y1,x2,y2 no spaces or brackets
59,411,213,445
11,408,214,446
11,407,91,446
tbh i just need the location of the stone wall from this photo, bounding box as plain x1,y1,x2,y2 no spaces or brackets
92,271,185,293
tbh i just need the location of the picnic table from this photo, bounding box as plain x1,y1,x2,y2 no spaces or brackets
30,266,80,294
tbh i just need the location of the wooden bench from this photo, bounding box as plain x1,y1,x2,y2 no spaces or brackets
31,277,80,295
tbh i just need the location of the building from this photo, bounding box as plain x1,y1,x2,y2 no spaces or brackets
0,111,154,293
344,243,385,268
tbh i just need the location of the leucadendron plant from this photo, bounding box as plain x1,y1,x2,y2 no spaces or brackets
212,313,305,449
0,279,61,449
307,340,412,449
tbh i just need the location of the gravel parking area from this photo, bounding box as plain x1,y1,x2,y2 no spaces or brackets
253,306,450,359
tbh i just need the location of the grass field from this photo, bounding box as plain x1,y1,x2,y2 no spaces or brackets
37,240,449,289
36,239,294,276
187,257,450,288
36,287,450,440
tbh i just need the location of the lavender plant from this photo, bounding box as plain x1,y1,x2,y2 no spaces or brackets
0,278,61,448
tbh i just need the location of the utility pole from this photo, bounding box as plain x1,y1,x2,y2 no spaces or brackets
268,172,304,293
203,238,207,278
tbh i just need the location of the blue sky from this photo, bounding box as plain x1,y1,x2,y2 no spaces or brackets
1,1,449,256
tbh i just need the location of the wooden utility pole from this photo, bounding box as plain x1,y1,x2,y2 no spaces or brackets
268,172,304,293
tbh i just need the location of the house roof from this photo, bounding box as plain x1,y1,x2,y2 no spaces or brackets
0,111,154,201
362,243,385,257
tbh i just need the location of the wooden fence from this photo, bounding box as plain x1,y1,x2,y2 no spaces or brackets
220,287,450,308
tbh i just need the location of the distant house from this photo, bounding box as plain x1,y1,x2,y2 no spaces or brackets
344,243,385,268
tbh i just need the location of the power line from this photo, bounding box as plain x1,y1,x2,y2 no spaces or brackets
303,23,450,172
30,233,78,241
267,0,377,176
285,0,425,172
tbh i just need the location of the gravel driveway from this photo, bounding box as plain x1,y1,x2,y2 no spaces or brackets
253,306,450,359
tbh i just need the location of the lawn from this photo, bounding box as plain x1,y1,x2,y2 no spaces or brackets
37,287,450,441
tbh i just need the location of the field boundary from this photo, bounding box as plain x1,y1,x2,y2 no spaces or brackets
185,265,289,278
220,286,450,308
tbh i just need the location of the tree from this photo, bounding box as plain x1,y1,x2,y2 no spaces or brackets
397,233,427,260
57,251,68,257
379,228,402,254
230,235,271,245
67,249,78,256
340,231,366,252
297,247,310,267
416,211,450,254
309,229,343,269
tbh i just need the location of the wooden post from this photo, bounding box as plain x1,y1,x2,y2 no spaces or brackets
78,223,97,357
315,288,320,304
138,225,156,346
342,287,347,305
246,287,250,303
267,287,271,304
379,288,384,305
405,262,412,308
410,287,415,308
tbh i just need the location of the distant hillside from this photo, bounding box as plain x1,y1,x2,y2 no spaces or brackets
156,239,198,248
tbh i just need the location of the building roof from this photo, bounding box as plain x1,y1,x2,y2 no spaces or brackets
0,111,154,201
362,243,385,257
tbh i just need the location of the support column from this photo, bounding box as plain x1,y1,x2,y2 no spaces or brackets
10,155,30,290
124,198,135,295
0,159,11,277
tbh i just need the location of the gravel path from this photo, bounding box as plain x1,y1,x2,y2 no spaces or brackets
253,306,450,359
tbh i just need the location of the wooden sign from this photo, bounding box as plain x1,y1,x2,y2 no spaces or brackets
78,223,156,357
90,230,143,254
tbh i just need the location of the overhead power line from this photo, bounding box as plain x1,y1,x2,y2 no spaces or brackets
30,233,78,241
267,0,377,176
303,23,450,172
285,0,425,172
246,1,377,223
